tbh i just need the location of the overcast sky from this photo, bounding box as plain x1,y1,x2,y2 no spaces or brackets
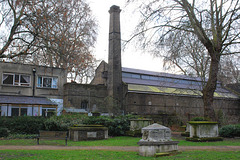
88,0,165,72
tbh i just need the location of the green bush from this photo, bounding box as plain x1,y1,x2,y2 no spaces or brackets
191,117,208,121
0,127,9,137
44,114,86,131
219,124,240,138
7,134,38,139
0,117,46,134
82,115,137,136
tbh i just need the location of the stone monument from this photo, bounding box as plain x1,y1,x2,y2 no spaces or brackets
138,123,179,157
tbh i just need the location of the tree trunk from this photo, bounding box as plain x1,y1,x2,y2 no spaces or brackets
202,52,220,121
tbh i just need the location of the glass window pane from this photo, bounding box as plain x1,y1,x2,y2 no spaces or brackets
37,77,42,87
3,74,13,85
42,109,47,117
132,74,140,79
81,100,88,110
14,74,19,85
149,76,158,81
142,75,150,80
12,108,19,116
52,78,58,88
20,75,30,86
47,109,55,117
122,72,131,78
43,78,52,88
21,108,27,116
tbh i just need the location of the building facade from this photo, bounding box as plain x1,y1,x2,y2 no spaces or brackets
0,62,67,116
63,5,240,124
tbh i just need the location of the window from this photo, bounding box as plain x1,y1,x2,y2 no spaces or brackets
131,74,140,79
37,76,58,88
11,107,28,116
122,72,132,78
2,73,30,86
42,108,55,117
11,108,19,116
21,108,27,116
81,100,88,110
141,75,150,80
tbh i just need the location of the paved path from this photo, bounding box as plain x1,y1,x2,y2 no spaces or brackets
0,145,240,151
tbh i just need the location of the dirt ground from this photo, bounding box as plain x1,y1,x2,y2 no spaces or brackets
0,145,240,151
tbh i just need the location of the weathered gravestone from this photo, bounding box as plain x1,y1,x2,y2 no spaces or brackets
138,123,179,157
186,121,222,141
69,125,108,141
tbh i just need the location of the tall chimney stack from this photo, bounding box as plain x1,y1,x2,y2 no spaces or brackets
107,5,122,114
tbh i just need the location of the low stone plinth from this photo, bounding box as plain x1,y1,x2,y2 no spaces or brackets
130,119,152,131
138,141,179,157
127,119,152,137
188,121,218,138
69,125,108,141
138,123,179,157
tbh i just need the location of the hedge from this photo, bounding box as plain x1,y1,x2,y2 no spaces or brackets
82,115,137,136
219,124,240,138
0,117,46,134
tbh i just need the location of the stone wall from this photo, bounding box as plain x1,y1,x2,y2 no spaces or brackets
91,61,108,86
126,92,240,124
63,83,108,113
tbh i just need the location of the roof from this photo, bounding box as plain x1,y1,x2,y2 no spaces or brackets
128,84,239,99
122,67,239,99
226,83,240,95
0,95,57,106
122,67,203,81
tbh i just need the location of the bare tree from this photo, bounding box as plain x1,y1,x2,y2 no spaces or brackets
0,0,41,58
218,55,240,84
1,0,98,83
128,0,240,120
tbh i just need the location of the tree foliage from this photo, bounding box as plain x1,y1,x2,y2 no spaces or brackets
128,0,240,120
0,0,98,82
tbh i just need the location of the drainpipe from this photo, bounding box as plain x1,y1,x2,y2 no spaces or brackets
32,68,36,97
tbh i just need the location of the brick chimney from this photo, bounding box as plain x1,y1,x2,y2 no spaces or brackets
107,5,123,114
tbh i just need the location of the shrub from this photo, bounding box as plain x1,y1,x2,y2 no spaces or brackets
0,117,46,134
0,127,9,137
82,114,137,136
219,124,240,138
44,114,86,131
191,117,208,121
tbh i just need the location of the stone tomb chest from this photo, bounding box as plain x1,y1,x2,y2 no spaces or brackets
138,123,179,157
188,121,219,138
69,125,108,141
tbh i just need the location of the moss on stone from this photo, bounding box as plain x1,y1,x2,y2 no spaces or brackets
186,137,223,142
188,121,218,125
155,153,170,157
69,126,108,131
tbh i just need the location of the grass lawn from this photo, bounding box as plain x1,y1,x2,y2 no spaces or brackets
0,150,239,160
0,136,240,146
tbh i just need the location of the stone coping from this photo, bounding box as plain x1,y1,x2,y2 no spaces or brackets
69,127,108,131
72,125,104,127
188,121,218,125
129,119,152,121
138,141,179,146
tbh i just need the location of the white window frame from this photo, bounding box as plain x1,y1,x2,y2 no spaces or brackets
37,76,58,89
2,73,31,86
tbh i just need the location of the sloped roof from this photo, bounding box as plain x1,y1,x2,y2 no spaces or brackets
0,95,57,106
122,67,238,99
128,84,239,99
122,67,203,81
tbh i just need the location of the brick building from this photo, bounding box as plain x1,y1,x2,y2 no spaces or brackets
0,62,67,116
63,5,240,123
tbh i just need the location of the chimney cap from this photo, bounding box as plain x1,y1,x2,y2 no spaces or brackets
109,5,121,13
